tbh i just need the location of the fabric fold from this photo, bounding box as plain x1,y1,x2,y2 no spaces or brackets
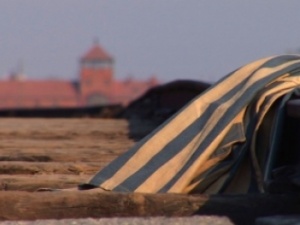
88,55,300,194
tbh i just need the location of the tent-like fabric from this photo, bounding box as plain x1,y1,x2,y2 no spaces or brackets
87,55,300,194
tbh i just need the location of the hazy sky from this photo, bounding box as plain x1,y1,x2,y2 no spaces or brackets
1,1,300,83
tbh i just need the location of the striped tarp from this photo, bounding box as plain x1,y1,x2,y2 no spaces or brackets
88,55,300,194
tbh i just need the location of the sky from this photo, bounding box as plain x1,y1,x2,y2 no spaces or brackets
1,1,300,84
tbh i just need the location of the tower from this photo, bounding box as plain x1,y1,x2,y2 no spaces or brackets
80,41,114,105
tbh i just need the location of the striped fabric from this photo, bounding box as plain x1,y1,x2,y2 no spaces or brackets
88,55,300,194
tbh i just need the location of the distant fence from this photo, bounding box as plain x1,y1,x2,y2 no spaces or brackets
0,104,124,118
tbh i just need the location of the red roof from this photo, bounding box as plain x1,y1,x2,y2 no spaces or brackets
0,80,77,98
81,44,113,61
0,80,79,108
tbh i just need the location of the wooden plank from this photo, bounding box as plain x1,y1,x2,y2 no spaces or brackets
0,118,134,163
0,190,298,225
0,174,90,191
0,118,136,192
0,150,122,163
0,118,135,192
0,162,102,175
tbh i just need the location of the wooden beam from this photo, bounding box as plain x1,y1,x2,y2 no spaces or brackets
0,174,90,191
0,190,299,225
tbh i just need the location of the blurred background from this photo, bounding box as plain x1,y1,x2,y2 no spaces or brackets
1,0,300,109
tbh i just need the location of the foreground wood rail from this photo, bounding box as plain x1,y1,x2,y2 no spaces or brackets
0,190,299,225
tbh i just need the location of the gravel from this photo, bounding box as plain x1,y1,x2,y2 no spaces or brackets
0,216,234,225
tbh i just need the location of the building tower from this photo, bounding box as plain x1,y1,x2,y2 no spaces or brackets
80,41,114,106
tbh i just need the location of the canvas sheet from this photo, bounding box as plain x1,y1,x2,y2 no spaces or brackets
88,55,300,194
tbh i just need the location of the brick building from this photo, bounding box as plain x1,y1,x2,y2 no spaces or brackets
0,43,159,109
